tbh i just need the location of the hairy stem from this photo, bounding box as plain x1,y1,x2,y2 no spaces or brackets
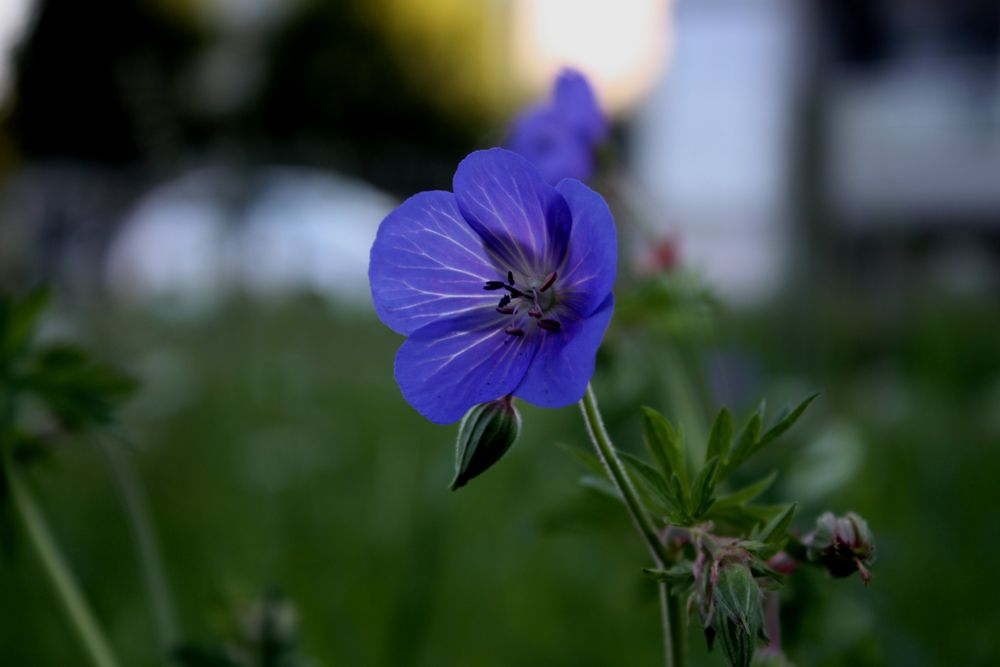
3,454,122,667
580,384,686,667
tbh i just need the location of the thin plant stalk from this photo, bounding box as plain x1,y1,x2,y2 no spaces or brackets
98,437,178,656
3,453,122,667
580,384,686,667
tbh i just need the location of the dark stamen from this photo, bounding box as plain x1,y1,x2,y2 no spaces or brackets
504,327,524,337
527,308,542,319
484,281,505,291
538,319,561,332
540,272,557,292
496,306,515,315
497,294,511,308
507,270,515,285
506,287,526,299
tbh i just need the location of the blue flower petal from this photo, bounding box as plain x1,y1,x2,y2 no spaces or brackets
509,107,594,185
554,69,607,145
555,179,618,317
395,311,539,424
369,191,502,335
453,148,572,276
514,294,614,408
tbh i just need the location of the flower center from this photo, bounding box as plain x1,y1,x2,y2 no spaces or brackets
483,270,561,336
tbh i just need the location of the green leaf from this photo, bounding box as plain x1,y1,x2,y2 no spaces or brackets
705,407,733,464
690,456,720,518
705,503,787,533
713,471,778,509
755,503,797,552
618,449,685,518
557,442,606,477
755,393,819,452
643,563,694,586
720,412,762,479
641,407,688,488
0,288,49,364
24,344,137,431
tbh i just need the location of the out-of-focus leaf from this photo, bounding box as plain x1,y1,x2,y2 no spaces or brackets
24,344,137,431
171,645,241,667
714,471,778,509
755,393,819,453
0,288,49,365
641,407,688,488
578,475,620,501
557,442,607,477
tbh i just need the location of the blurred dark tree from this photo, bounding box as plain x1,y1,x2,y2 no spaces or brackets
246,0,484,195
4,0,199,165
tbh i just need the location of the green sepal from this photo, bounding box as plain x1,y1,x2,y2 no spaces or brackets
450,397,521,490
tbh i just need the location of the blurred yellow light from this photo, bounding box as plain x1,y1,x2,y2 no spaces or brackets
512,0,673,115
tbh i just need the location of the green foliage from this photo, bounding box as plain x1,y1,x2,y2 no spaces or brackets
589,397,815,534
0,290,136,439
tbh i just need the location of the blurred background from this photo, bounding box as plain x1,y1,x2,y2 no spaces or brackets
1,0,998,664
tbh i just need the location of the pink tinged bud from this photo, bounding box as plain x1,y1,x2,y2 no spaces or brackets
804,511,876,585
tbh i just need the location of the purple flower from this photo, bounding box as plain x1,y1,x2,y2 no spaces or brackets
368,148,617,424
508,69,608,185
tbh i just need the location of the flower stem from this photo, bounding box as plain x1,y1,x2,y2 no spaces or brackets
97,437,178,656
579,384,686,667
3,453,122,667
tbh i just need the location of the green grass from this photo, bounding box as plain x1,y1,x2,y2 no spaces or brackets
0,292,996,665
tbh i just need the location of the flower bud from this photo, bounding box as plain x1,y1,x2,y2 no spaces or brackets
804,511,876,585
450,396,521,490
708,562,766,667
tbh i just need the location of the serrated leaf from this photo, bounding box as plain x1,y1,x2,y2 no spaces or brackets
669,471,692,518
714,471,778,509
720,413,762,479
754,393,819,453
641,407,688,488
618,449,686,519
705,407,733,465
690,456,720,518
